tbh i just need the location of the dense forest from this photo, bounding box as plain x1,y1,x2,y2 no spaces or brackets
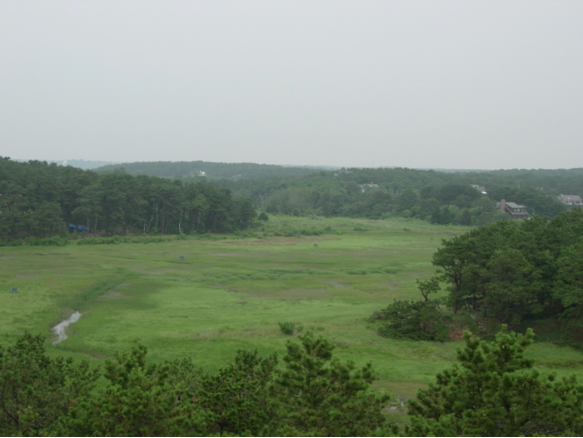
374,209,583,346
224,168,573,222
2,328,583,437
96,160,583,197
0,158,256,243
95,160,326,180
97,161,580,225
3,157,583,243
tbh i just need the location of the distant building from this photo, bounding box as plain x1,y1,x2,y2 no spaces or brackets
496,199,529,219
333,169,353,177
557,194,583,209
470,184,487,194
197,171,206,177
359,182,380,193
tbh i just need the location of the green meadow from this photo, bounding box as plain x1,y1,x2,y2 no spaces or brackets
2,216,583,409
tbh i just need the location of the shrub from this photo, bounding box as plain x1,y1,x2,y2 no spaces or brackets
278,322,296,335
77,236,172,245
374,299,451,342
25,236,69,246
300,227,323,236
406,327,583,436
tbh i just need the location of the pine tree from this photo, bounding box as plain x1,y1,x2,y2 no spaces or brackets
274,332,391,436
406,326,583,436
0,332,99,436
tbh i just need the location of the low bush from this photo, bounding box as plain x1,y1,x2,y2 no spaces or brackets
0,236,70,247
77,236,173,245
278,322,297,335
374,299,451,342
25,236,69,246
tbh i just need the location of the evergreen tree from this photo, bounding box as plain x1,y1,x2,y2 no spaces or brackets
0,333,100,436
198,350,279,436
407,327,583,436
61,344,208,436
274,332,390,436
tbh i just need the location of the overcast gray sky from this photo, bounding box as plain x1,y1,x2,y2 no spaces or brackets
1,1,582,169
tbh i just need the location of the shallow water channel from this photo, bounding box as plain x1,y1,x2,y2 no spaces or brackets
52,311,81,344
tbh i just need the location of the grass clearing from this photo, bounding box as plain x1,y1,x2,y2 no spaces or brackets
2,216,583,404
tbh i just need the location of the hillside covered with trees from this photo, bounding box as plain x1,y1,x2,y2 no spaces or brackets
95,160,327,180
3,157,583,243
210,167,574,224
95,161,583,226
0,157,256,243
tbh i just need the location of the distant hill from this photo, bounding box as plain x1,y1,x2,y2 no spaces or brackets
55,159,119,170
94,160,335,180
12,159,119,170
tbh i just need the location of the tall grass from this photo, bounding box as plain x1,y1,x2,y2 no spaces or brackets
1,216,582,406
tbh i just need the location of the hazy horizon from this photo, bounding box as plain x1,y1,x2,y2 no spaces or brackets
11,157,583,174
2,1,582,170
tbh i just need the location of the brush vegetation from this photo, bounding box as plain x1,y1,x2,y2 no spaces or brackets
3,326,583,436
2,215,583,433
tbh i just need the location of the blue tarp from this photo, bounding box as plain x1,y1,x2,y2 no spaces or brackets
68,224,90,232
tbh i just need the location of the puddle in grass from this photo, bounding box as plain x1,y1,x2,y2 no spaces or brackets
52,311,81,344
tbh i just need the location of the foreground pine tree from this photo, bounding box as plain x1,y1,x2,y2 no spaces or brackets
275,332,391,436
60,345,210,436
0,332,100,436
406,326,583,436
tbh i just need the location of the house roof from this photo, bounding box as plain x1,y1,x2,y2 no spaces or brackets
558,194,583,202
506,202,526,209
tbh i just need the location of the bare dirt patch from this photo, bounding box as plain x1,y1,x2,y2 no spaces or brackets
98,291,124,300
98,283,133,300
323,280,353,289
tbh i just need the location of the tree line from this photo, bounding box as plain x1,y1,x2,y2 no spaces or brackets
0,158,256,242
94,162,582,223
95,160,322,180
205,167,573,224
96,161,583,199
2,328,583,436
433,209,583,333
3,157,582,241
375,209,583,345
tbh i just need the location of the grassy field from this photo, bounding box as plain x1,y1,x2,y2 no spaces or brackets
2,216,583,413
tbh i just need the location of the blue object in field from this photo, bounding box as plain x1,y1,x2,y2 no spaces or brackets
314,244,318,247
68,224,90,232
180,256,184,260
11,288,17,293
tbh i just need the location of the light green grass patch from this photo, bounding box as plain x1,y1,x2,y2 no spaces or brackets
2,216,583,405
